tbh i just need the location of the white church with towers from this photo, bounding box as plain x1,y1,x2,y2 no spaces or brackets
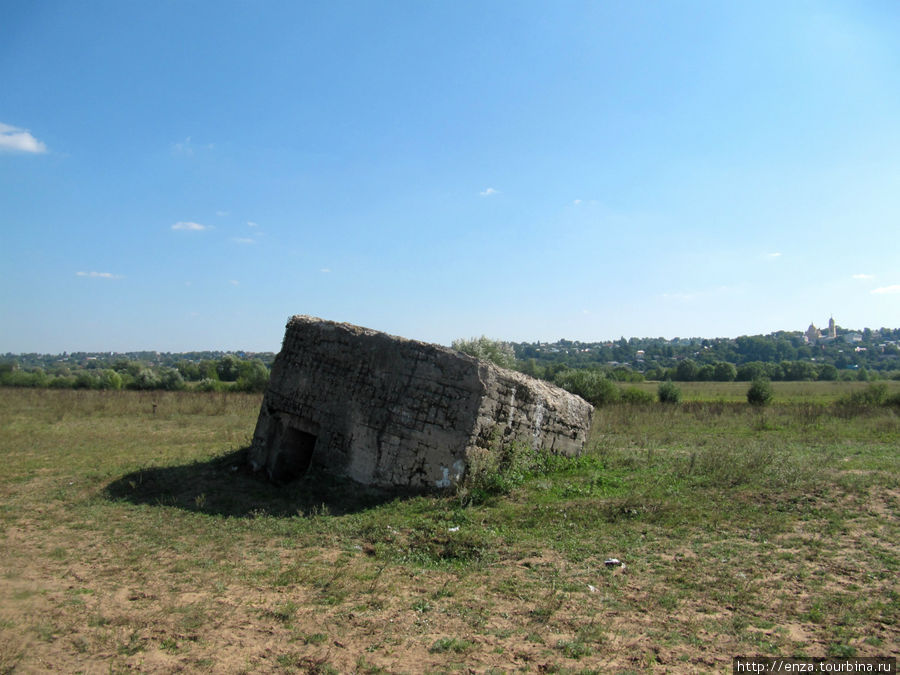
805,316,837,345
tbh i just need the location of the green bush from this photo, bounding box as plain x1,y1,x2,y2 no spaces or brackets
657,380,681,404
554,369,619,406
451,336,516,369
196,378,223,392
838,383,888,407
747,377,774,406
459,441,541,505
620,387,655,404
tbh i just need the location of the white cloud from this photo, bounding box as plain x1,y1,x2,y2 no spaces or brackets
229,280,240,286
76,271,122,279
320,268,331,274
216,210,229,217
247,221,258,228
661,285,736,303
479,187,499,197
662,291,696,302
0,122,47,154
573,199,582,205
172,221,213,231
173,137,193,155
232,237,255,245
871,285,900,295
172,137,213,156
766,252,782,259
852,273,874,280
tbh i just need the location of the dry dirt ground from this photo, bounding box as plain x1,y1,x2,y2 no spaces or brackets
1,390,898,673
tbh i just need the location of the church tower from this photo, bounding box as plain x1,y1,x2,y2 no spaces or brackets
828,316,836,339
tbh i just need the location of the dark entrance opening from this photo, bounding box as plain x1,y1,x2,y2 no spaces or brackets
270,426,318,483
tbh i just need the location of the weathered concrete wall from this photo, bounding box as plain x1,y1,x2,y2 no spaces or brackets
248,316,592,489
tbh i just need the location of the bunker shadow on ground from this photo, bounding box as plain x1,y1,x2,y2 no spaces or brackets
104,447,418,518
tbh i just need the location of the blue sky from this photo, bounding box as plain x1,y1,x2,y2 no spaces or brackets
2,1,899,353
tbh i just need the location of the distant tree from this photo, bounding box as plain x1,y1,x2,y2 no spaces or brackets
517,358,545,380
611,366,643,383
696,364,715,381
216,355,241,382
98,369,123,390
236,359,270,392
132,368,161,390
713,361,737,382
176,360,202,381
782,360,816,381
49,375,76,388
159,367,186,391
675,359,698,381
452,336,516,369
817,364,838,381
73,372,99,389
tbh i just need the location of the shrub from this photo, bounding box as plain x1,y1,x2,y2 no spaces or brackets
459,442,539,505
838,383,888,407
658,380,681,404
620,387,655,405
451,336,516,369
196,378,222,392
747,377,773,406
554,369,619,406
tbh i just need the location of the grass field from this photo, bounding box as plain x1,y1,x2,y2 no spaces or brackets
0,386,897,673
631,379,900,403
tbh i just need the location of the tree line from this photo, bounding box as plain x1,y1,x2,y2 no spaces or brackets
0,353,272,392
512,326,900,376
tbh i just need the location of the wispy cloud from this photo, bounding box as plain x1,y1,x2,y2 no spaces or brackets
172,221,213,231
216,210,229,217
661,286,736,303
0,122,47,154
229,280,240,286
871,285,900,295
572,199,582,205
765,252,782,259
173,137,194,156
247,221,259,228
232,237,255,245
852,273,874,280
661,291,696,302
76,271,122,279
172,137,214,156
320,268,331,274
479,187,499,197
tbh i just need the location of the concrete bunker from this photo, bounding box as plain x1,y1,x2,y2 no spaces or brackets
249,316,593,489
